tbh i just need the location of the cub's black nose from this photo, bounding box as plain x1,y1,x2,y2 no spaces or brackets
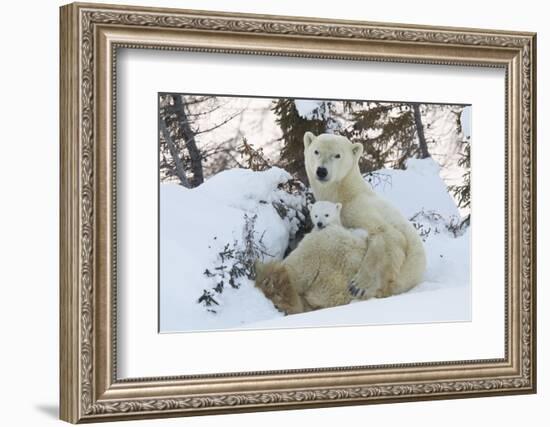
317,222,323,228
316,167,328,179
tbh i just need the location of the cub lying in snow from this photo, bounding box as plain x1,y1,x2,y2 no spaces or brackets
255,201,368,314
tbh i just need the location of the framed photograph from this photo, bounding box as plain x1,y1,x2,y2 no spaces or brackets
60,2,537,423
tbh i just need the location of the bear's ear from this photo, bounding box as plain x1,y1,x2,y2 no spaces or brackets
352,142,364,158
303,131,316,148
336,203,342,211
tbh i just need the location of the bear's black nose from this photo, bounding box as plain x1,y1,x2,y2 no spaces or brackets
317,222,323,228
316,167,328,179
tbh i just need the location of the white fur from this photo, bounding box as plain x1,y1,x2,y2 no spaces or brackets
310,200,342,231
350,228,369,239
304,131,426,298
255,225,369,313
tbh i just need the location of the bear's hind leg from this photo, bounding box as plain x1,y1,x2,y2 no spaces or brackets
255,262,305,315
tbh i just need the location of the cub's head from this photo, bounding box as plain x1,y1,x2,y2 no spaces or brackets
310,201,342,231
303,132,363,185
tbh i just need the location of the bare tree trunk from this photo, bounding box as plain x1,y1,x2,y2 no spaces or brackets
159,117,191,188
174,95,204,187
412,103,430,159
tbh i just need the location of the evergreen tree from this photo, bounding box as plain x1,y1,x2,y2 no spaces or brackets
237,137,271,171
449,138,471,226
341,102,429,173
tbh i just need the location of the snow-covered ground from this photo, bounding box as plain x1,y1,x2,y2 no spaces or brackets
160,159,470,333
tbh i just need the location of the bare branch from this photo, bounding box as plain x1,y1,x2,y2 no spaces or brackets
194,108,245,135
185,100,230,118
181,95,214,105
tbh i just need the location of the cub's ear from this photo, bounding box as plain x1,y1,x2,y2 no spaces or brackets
352,142,364,158
303,131,316,148
336,203,342,211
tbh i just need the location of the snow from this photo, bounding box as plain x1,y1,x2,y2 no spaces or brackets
198,167,291,211
246,281,468,329
160,167,305,331
160,159,470,333
367,157,459,219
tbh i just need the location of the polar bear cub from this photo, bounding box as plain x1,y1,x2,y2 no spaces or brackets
255,201,369,314
310,200,342,230
310,201,369,239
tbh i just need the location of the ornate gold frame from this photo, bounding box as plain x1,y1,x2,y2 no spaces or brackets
59,2,537,423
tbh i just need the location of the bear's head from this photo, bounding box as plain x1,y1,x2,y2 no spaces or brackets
310,201,342,230
303,132,363,185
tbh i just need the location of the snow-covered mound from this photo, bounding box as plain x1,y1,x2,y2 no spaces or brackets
160,167,307,332
366,157,459,218
160,160,470,332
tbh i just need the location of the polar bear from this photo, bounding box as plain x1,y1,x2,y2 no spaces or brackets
303,131,426,298
255,202,368,314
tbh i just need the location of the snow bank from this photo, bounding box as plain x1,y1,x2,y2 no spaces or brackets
160,167,306,332
366,158,470,307
161,159,470,332
367,157,459,219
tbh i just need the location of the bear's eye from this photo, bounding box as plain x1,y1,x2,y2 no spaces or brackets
314,214,318,218
335,154,341,159
314,150,319,155
325,214,329,218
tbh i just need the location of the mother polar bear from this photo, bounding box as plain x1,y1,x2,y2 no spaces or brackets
303,131,426,298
